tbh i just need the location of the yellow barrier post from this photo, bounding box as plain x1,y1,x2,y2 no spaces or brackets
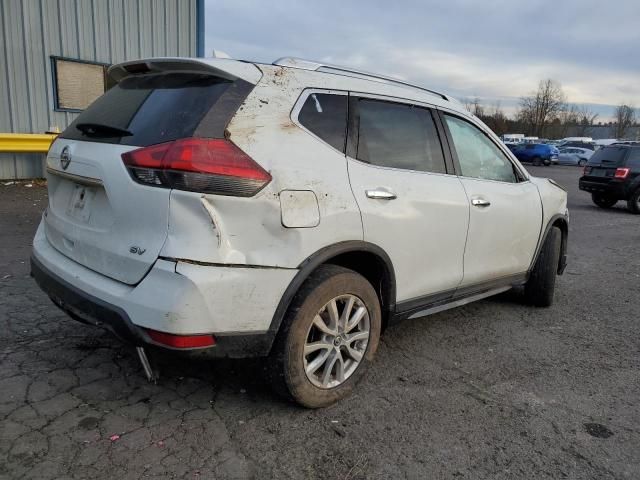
0,133,58,153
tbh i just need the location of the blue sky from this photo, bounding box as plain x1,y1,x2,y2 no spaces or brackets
204,0,640,121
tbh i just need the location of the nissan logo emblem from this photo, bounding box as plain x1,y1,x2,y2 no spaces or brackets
60,146,71,170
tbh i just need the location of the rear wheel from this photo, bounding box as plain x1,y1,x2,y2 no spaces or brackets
627,188,640,214
592,193,617,209
524,226,561,307
543,158,551,166
578,159,587,167
269,265,381,408
532,156,542,166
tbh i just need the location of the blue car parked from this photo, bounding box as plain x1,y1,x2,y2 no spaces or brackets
511,143,559,166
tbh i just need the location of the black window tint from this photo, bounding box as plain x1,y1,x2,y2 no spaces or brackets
444,115,517,183
625,148,640,167
61,73,238,146
356,99,446,173
587,147,628,166
298,93,347,152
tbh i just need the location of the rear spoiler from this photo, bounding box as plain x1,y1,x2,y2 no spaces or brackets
107,57,263,85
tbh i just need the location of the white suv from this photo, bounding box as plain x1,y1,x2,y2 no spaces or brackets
32,56,569,407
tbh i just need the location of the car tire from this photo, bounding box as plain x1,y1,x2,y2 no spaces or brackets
592,193,617,209
627,188,640,214
543,158,551,166
268,265,382,408
532,156,542,166
524,226,561,307
578,159,587,167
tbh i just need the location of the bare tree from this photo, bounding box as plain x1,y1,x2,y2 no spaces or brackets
463,97,484,117
575,105,598,136
554,104,579,138
481,101,508,136
518,79,566,137
613,104,636,139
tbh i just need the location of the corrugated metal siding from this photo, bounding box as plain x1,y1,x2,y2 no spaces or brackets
0,0,199,179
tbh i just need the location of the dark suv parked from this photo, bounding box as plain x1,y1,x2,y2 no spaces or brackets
511,143,559,166
579,145,640,213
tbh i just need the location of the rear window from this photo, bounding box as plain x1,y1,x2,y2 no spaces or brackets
61,73,243,146
587,147,629,166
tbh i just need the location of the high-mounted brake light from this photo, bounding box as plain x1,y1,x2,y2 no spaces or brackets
614,167,630,179
145,328,216,349
122,138,271,197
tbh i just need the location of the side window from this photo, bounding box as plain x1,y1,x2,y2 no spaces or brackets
355,98,446,174
444,115,518,183
627,149,640,168
298,93,347,152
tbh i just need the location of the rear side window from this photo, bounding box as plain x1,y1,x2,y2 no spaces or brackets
587,147,628,166
61,73,246,146
355,98,446,174
298,93,348,152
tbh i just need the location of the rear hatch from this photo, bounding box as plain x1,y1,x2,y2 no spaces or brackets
583,146,629,183
44,59,260,284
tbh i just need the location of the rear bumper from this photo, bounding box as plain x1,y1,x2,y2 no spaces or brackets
579,179,628,198
31,221,297,357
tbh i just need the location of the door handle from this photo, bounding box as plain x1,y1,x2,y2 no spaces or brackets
366,189,397,200
471,198,491,207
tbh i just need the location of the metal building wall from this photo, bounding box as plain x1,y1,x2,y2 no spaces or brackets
0,0,201,179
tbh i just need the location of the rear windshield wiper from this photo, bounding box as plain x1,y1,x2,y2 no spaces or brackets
75,122,133,137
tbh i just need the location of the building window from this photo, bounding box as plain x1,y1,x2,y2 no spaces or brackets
51,57,109,111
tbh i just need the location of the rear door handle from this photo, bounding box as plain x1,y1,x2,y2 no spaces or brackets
471,198,491,207
366,189,397,200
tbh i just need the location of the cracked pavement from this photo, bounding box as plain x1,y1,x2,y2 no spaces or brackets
1,166,639,479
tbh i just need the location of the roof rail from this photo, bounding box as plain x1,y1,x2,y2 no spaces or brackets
272,57,449,101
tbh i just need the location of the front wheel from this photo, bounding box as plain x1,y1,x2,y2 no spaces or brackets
592,193,617,209
543,158,551,166
524,226,561,307
269,265,381,408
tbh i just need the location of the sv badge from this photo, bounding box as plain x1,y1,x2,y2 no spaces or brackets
129,246,146,256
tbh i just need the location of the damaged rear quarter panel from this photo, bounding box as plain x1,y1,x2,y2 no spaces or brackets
160,65,364,268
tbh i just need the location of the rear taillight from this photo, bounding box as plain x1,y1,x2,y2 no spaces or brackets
122,138,271,197
614,167,630,179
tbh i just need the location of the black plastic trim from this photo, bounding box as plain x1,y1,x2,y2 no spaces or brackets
266,241,397,350
394,272,528,321
31,255,144,345
528,213,569,275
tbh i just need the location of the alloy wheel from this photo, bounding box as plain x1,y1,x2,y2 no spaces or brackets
303,294,370,389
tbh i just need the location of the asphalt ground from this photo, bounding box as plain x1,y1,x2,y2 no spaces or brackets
1,165,639,479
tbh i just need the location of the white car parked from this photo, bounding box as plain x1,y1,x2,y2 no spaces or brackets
557,147,593,166
32,56,569,407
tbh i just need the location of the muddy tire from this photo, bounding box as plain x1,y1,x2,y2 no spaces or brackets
524,226,561,307
269,265,381,408
627,188,640,214
592,193,617,209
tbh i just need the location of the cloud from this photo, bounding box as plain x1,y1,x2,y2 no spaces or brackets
204,0,640,119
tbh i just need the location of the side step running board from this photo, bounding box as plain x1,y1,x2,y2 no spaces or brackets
408,286,512,320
